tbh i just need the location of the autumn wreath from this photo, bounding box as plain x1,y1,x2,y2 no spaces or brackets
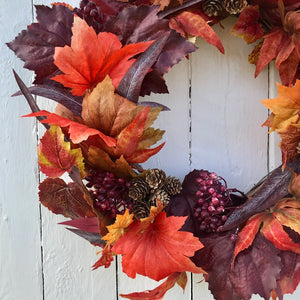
8,0,300,299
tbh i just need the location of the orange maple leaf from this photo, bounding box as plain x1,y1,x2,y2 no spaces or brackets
102,210,134,245
261,80,300,132
232,198,300,266
92,245,114,270
120,272,187,300
112,211,204,281
52,16,153,96
38,125,84,177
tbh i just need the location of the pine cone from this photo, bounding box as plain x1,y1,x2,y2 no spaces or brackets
163,176,182,195
129,178,150,201
149,189,170,207
223,0,248,15
145,169,166,189
202,0,224,17
133,201,150,219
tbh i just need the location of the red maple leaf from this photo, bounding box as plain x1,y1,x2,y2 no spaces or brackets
231,5,264,44
52,16,153,96
255,0,300,85
112,211,204,281
169,10,224,54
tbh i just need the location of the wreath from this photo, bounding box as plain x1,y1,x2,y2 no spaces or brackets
8,0,300,299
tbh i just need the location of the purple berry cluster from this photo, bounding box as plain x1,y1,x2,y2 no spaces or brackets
74,0,105,33
193,170,232,233
85,169,134,218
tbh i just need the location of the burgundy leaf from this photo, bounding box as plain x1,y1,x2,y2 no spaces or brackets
12,70,49,129
116,33,170,103
39,178,95,219
140,70,169,96
104,5,196,75
192,232,282,300
7,5,74,84
60,217,100,233
13,85,83,116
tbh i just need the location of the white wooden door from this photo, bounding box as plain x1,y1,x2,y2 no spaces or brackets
1,0,300,299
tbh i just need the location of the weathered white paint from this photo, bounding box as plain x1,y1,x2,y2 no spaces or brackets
2,0,300,299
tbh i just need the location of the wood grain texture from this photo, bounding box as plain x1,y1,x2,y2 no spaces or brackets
2,1,300,299
0,0,43,299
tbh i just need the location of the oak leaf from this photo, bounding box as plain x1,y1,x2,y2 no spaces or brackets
231,5,264,44
112,211,204,281
38,125,85,177
39,177,95,219
120,272,187,300
52,16,153,96
102,210,134,245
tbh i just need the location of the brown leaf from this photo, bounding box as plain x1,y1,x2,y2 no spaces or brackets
39,177,95,219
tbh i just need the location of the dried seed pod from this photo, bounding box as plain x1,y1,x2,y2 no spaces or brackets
202,0,224,17
223,0,248,15
133,201,150,219
145,169,166,189
163,176,182,195
149,189,170,207
129,178,150,201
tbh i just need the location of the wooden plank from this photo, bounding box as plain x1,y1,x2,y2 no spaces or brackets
0,0,44,299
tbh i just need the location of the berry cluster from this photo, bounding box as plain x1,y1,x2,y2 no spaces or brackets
85,169,133,218
193,170,232,233
74,0,105,33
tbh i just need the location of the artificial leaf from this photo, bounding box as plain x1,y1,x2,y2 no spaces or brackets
231,5,264,44
113,211,204,281
277,125,300,166
52,16,153,96
261,81,300,132
192,231,282,300
231,213,264,266
25,110,116,147
120,272,186,300
7,5,74,83
104,5,196,75
81,76,143,137
60,217,100,233
92,245,114,269
13,84,83,117
87,146,136,178
169,10,224,54
116,33,170,103
38,125,85,177
115,106,165,163
39,177,95,218
102,210,134,245
249,0,300,8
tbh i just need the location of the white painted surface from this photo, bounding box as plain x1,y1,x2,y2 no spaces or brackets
1,1,300,299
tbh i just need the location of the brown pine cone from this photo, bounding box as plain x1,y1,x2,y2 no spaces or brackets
163,176,182,196
145,169,166,189
149,189,170,207
128,178,150,201
223,0,248,15
133,201,150,219
202,0,224,17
